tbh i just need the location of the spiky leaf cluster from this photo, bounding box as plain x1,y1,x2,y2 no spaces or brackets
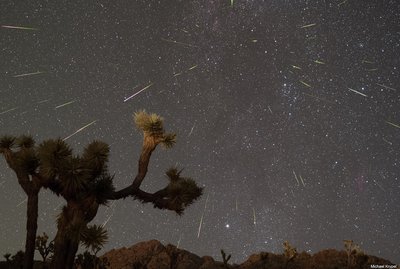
0,135,16,152
161,133,176,148
82,141,110,177
89,174,115,205
60,156,89,198
165,167,203,214
37,139,72,179
134,110,164,136
134,111,177,149
16,135,35,148
80,224,108,252
14,148,39,174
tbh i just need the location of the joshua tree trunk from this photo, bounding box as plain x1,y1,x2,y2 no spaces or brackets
52,200,99,269
24,190,39,269
52,235,80,269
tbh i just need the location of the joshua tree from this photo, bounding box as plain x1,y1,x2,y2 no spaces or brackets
74,224,108,269
35,232,54,266
80,224,108,256
343,239,363,268
3,253,11,262
220,249,232,268
0,135,42,269
1,111,202,269
11,250,25,269
283,241,297,269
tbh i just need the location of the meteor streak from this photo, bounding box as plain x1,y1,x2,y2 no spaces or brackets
252,208,256,226
101,213,114,227
348,87,367,97
291,65,302,70
188,124,195,137
197,194,209,238
376,83,397,91
63,120,98,141
300,23,316,28
0,107,18,115
188,65,198,70
55,100,76,109
300,80,311,88
173,72,183,77
17,198,27,207
2,25,38,30
385,121,400,129
382,137,392,145
299,175,306,187
13,71,44,78
124,82,154,102
293,170,300,185
177,234,182,248
197,214,204,238
373,179,385,191
53,202,63,211
161,38,198,48
314,60,325,65
362,60,375,64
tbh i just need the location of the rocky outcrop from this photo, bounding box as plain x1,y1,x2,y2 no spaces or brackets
101,240,396,269
101,240,225,269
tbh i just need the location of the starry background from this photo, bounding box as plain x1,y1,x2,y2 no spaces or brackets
1,0,399,264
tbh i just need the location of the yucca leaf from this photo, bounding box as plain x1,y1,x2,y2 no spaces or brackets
14,148,39,174
0,135,16,151
16,135,35,148
80,224,108,251
82,140,110,176
161,133,176,149
134,110,164,136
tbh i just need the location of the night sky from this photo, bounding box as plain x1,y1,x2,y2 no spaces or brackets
1,0,399,264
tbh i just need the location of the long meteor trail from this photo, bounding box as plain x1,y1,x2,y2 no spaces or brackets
124,82,154,102
17,198,27,207
197,193,209,238
300,23,317,28
55,100,76,109
2,25,38,31
0,107,18,115
376,83,397,91
386,121,400,129
13,71,44,78
63,120,98,141
348,87,367,97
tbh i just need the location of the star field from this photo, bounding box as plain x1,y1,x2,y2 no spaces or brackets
1,0,399,264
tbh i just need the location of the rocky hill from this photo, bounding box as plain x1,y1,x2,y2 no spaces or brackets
101,240,396,269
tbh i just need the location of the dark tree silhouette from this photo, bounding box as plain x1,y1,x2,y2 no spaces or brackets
0,135,42,269
35,232,54,267
2,111,202,269
3,253,11,262
75,224,109,269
